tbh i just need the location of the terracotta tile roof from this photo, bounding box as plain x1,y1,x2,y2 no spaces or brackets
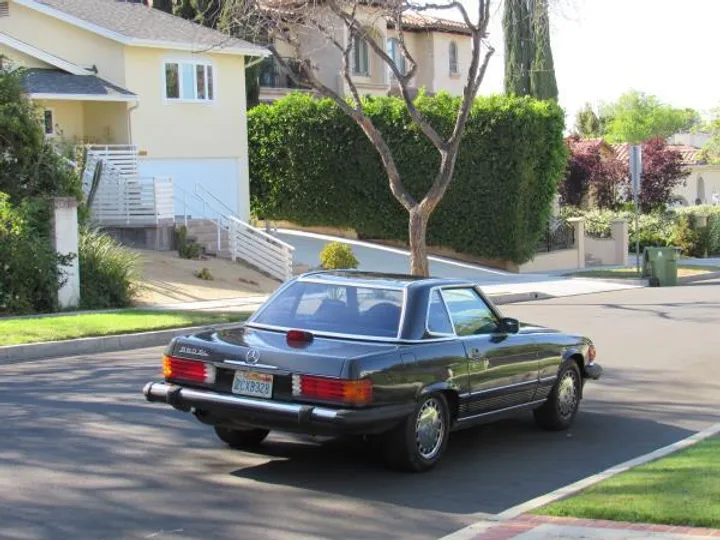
611,142,702,166
610,142,629,163
388,13,472,36
569,137,610,153
26,0,265,54
668,144,703,165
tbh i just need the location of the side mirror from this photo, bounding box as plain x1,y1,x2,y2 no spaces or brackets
501,317,520,334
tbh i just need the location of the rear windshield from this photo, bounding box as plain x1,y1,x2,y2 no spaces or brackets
251,281,404,338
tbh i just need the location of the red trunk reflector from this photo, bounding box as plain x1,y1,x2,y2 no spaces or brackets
163,355,216,384
286,329,314,348
292,375,372,405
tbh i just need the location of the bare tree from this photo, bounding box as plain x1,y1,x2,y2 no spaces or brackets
222,0,495,276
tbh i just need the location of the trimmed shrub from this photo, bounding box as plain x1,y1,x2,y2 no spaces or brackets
320,242,359,270
249,93,567,264
78,230,140,309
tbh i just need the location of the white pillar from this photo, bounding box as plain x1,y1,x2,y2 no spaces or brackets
51,197,80,309
611,219,629,266
568,217,585,270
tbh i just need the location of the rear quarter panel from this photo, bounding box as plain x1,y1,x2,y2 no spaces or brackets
350,340,468,406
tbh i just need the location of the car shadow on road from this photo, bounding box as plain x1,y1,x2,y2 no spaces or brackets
229,410,694,515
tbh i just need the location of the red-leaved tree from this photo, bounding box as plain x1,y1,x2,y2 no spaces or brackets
559,136,625,209
631,137,690,212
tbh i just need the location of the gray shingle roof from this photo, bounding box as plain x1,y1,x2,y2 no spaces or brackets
22,68,136,98
28,0,266,54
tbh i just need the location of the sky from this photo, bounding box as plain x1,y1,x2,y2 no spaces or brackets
452,0,719,128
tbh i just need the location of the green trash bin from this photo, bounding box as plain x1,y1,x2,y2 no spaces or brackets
643,247,679,286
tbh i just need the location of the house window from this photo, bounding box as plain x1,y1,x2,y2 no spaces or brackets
387,38,406,76
449,41,458,75
43,110,55,136
352,37,370,77
0,2,9,17
164,61,215,101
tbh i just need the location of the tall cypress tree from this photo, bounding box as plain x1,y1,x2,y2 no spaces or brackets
529,0,558,101
173,0,197,20
151,0,173,13
503,0,531,96
503,0,557,101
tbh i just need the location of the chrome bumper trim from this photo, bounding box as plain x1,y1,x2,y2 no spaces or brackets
143,382,338,420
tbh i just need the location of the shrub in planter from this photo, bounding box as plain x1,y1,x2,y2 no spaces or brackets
78,229,140,309
320,242,359,270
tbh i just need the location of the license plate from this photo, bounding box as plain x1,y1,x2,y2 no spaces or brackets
232,370,273,399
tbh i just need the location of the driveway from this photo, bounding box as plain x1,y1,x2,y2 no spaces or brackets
277,229,553,284
2,283,719,540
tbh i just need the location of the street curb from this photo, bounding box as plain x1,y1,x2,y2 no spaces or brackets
438,421,720,540
678,270,720,284
0,323,240,365
487,292,552,305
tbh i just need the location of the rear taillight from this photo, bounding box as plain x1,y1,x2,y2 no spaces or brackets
292,375,373,406
162,355,216,384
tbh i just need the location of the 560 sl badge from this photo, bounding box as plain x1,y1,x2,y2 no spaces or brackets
178,346,210,357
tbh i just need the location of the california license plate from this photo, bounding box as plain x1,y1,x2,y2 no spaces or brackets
232,370,273,399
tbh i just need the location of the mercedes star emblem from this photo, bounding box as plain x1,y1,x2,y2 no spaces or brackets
245,348,261,364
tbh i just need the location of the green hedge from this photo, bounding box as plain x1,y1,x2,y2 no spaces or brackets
249,93,567,264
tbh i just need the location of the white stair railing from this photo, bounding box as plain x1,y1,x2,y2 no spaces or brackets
84,146,174,226
228,216,294,281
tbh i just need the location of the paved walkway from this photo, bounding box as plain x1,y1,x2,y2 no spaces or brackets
449,516,720,539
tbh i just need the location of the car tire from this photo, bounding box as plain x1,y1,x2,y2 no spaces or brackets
381,392,450,473
214,426,270,449
533,360,582,431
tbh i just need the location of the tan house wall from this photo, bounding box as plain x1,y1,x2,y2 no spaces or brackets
84,102,130,144
37,99,84,141
0,3,127,86
673,165,720,206
431,33,471,95
123,47,247,160
0,43,50,68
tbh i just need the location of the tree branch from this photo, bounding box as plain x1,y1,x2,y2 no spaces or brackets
409,1,477,32
328,0,448,152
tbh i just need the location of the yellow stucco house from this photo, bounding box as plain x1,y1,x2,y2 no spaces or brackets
0,0,267,222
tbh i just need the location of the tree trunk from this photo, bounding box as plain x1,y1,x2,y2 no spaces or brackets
408,207,430,277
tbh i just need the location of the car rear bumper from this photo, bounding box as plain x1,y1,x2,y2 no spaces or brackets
143,381,414,435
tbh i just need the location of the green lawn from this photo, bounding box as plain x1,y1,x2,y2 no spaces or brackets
0,310,248,346
567,264,720,279
536,436,720,528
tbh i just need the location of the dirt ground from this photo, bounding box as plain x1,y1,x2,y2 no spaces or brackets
132,249,282,306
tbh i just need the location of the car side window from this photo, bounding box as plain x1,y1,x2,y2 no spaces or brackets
441,288,499,336
427,289,454,335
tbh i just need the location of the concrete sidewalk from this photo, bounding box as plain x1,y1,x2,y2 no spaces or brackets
137,276,640,313
447,515,720,539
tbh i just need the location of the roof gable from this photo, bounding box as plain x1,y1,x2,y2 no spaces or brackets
13,0,267,56
0,31,91,75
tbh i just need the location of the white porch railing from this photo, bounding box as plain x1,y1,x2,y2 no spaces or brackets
83,146,174,226
85,145,139,178
228,216,295,281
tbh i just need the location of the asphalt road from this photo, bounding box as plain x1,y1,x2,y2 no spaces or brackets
2,282,720,540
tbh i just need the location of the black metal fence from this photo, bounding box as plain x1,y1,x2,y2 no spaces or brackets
536,219,575,253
